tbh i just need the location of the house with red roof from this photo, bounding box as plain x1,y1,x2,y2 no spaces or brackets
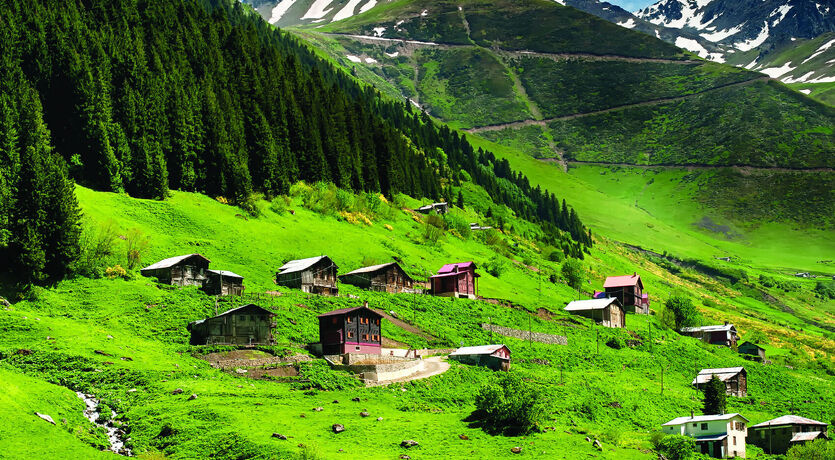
604,272,649,314
317,302,382,355
430,262,479,299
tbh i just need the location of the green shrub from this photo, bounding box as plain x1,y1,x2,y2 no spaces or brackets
561,258,585,289
664,293,699,331
293,361,361,391
786,439,835,459
269,196,291,215
702,375,726,415
444,212,472,239
472,373,546,435
485,255,509,278
605,336,625,350
813,281,835,300
657,434,696,460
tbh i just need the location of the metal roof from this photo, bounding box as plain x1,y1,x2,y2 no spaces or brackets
738,341,764,350
694,434,728,442
277,256,334,275
317,305,382,318
449,344,509,356
564,297,621,312
681,324,736,333
141,253,209,271
339,262,413,280
188,304,273,328
663,413,748,426
751,415,828,428
791,431,826,442
603,274,642,288
692,367,745,385
437,261,477,274
207,269,243,279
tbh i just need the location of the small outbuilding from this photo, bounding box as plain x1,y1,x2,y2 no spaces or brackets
738,341,765,362
276,255,338,295
140,253,210,287
318,302,383,355
662,413,749,459
449,344,511,371
187,304,275,346
692,367,747,397
749,415,829,454
604,272,649,314
681,323,739,348
415,202,448,215
430,261,479,299
202,270,245,296
564,297,625,328
338,262,415,293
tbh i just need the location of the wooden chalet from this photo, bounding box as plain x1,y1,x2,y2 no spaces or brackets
202,270,245,296
140,253,210,287
662,413,749,459
692,367,747,397
449,344,511,371
276,255,338,295
338,262,415,293
749,415,829,454
187,304,276,346
738,341,766,362
564,297,625,328
317,302,382,355
604,273,649,314
681,323,739,348
430,261,479,299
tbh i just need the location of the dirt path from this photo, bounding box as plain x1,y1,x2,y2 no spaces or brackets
373,308,438,340
369,356,450,386
561,160,835,173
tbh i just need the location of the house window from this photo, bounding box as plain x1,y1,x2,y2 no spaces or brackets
692,423,697,427
347,317,352,323
362,334,369,341
239,315,246,321
701,423,708,430
332,317,337,324
376,318,380,325
733,436,736,446
347,332,354,338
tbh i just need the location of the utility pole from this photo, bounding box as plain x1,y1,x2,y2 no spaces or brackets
649,321,653,354
528,315,532,349
596,327,599,355
489,316,493,343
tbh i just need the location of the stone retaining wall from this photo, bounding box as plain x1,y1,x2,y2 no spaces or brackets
481,323,567,345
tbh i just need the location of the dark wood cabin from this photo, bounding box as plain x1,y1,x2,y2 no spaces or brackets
448,344,511,371
187,304,275,346
681,323,739,348
140,253,210,287
202,270,245,296
692,367,747,397
604,273,649,314
564,297,625,328
276,255,338,295
317,302,382,355
430,261,479,299
738,341,766,362
749,415,829,455
339,262,415,293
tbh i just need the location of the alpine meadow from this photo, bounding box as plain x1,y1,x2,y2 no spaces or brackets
0,0,833,459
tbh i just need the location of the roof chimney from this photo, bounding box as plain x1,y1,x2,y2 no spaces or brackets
690,409,694,419
724,321,728,326
363,301,369,308
633,272,637,276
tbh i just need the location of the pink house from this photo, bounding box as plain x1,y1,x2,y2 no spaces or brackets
430,261,479,299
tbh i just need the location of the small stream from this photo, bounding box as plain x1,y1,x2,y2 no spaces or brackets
76,392,132,456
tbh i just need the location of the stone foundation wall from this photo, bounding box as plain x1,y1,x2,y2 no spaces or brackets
481,323,567,345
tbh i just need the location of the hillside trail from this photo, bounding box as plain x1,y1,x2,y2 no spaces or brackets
373,308,438,340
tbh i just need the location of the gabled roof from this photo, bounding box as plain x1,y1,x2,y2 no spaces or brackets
141,253,209,271
751,415,828,429
663,413,748,426
207,269,243,279
437,261,477,274
449,344,509,357
604,274,643,289
681,324,736,334
278,256,335,275
339,262,413,280
188,304,273,328
738,341,764,351
692,367,745,385
791,431,827,442
317,305,382,319
564,297,622,312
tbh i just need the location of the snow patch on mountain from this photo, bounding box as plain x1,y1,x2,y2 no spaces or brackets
333,0,364,22
734,22,769,52
803,38,835,63
373,27,386,37
358,0,376,14
346,55,362,63
269,0,297,24
700,23,744,42
637,0,715,30
769,4,793,28
301,0,335,19
759,62,796,78
675,36,724,61
617,18,637,29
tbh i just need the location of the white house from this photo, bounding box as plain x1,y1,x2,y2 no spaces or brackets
662,413,749,458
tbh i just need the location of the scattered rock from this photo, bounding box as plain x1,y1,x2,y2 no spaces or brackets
313,407,324,412
188,394,198,401
300,413,306,418
458,434,469,440
400,440,419,448
235,368,248,374
288,318,297,325
510,447,522,454
15,349,33,356
376,417,383,422
254,402,263,406
127,389,137,393
121,357,133,361
272,433,287,440
359,411,370,417
94,350,113,357
333,400,340,404
399,456,411,460
34,412,55,425
585,437,591,443
351,397,361,402
171,388,184,395
593,439,602,450
106,335,114,339
102,361,114,365
609,401,622,409
332,424,345,434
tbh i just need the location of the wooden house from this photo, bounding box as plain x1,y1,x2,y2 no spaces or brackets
738,341,765,362
564,298,625,328
317,302,382,355
202,270,245,296
276,255,338,295
338,262,415,293
140,254,210,287
681,323,739,348
604,273,649,314
187,304,275,346
662,413,749,458
749,415,829,455
449,344,511,371
430,261,479,299
692,367,747,397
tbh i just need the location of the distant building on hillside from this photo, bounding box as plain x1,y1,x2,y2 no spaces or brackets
141,253,211,287
338,262,415,293
662,413,749,459
276,255,338,295
564,298,625,328
604,273,649,314
681,323,739,348
749,415,829,455
202,270,245,296
449,344,511,371
317,302,382,355
738,341,766,362
692,367,747,397
415,202,448,215
187,304,275,346
430,262,479,299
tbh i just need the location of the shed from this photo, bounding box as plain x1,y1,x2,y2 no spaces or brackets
749,415,829,454
449,344,510,371
202,270,245,296
318,302,383,355
338,262,415,293
692,367,747,397
662,413,749,459
140,253,210,287
604,273,649,314
681,324,739,348
738,341,766,361
415,202,448,215
187,304,275,346
430,261,479,299
276,255,338,295
564,297,625,328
